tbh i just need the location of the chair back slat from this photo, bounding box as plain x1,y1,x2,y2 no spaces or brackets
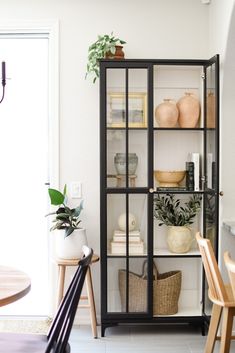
224,251,235,299
196,232,228,303
45,245,93,353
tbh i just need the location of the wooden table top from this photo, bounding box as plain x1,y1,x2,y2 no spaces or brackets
0,265,31,307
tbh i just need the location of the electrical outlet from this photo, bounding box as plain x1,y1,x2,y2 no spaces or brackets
70,182,82,198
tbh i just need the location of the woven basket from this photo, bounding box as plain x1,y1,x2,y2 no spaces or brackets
119,261,182,315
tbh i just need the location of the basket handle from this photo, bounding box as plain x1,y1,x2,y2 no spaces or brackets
141,260,158,279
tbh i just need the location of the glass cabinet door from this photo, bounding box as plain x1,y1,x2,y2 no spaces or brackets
105,67,149,189
203,55,219,317
205,56,219,247
103,64,152,316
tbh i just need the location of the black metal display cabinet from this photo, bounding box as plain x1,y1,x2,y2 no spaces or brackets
99,56,219,337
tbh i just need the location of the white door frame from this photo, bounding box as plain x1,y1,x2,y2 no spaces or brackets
0,20,59,315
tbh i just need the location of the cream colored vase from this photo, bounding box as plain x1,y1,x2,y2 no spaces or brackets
155,99,178,127
55,228,88,259
167,226,192,253
177,92,200,128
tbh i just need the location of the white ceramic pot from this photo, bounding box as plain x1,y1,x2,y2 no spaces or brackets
167,226,192,253
55,228,88,259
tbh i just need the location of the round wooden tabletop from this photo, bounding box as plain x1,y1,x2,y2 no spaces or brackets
0,265,31,307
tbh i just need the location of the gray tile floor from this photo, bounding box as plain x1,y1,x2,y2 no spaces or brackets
69,325,235,352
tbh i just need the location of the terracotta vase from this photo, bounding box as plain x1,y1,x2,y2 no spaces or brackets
167,226,192,253
105,45,125,59
177,92,200,128
207,92,215,128
155,99,178,127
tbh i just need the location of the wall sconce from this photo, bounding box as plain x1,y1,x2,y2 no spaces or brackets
0,62,6,104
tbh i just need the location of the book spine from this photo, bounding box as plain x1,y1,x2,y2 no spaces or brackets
186,161,194,191
113,236,141,242
190,153,200,191
207,153,213,189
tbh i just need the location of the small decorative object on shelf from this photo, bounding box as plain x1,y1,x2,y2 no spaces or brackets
114,153,138,175
155,98,178,127
110,214,144,255
177,92,200,128
118,212,137,231
154,194,201,253
154,170,186,187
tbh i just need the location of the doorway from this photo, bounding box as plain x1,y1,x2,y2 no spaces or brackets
0,32,57,316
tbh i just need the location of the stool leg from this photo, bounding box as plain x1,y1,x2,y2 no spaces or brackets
57,265,66,308
85,266,98,338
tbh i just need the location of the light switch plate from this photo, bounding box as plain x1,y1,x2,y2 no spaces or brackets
70,181,82,198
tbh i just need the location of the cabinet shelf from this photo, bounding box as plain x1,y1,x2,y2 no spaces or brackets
153,248,201,257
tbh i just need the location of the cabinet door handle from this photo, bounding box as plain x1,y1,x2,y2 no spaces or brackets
149,188,157,193
219,191,224,196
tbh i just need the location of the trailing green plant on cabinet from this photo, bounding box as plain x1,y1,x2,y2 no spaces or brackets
99,55,219,336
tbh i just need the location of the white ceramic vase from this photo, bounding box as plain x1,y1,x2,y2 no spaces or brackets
167,226,192,253
55,228,88,259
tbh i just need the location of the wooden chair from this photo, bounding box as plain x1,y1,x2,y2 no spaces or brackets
0,245,93,353
196,232,235,353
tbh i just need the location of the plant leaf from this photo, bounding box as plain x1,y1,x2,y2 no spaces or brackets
48,188,65,206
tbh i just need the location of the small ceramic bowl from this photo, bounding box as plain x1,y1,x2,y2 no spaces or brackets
154,170,186,187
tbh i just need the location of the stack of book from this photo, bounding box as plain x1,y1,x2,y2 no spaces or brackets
110,229,144,255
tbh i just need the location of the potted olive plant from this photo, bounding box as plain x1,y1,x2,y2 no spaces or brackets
154,194,201,253
46,185,87,259
85,32,126,83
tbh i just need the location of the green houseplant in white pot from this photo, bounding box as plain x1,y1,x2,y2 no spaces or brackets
154,194,201,253
46,185,87,259
85,32,126,83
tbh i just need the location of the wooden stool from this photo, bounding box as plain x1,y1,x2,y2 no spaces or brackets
55,254,99,338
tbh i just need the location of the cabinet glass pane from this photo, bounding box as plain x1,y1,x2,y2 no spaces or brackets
206,64,217,191
107,258,126,312
128,69,148,128
153,193,202,256
107,129,126,188
129,130,147,187
107,194,126,255
205,193,216,249
153,65,203,128
127,257,148,313
106,69,125,128
107,194,148,256
154,130,204,191
152,258,202,317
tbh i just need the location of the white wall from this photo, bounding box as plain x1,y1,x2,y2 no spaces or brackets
0,0,210,322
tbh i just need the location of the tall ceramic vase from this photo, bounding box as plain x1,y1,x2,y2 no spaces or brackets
55,228,88,259
177,92,200,128
167,226,192,253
